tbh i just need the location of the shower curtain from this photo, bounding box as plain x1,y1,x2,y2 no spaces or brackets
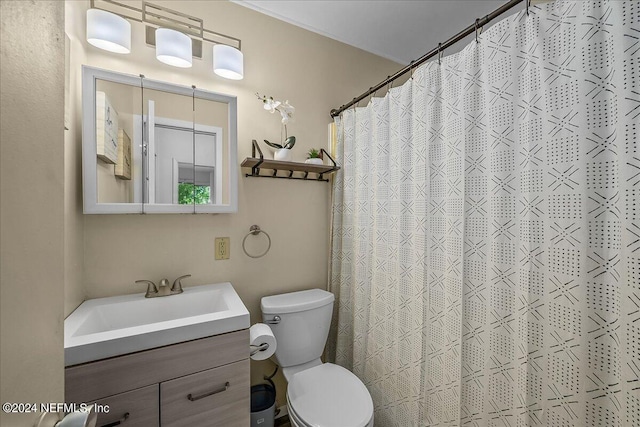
329,1,639,426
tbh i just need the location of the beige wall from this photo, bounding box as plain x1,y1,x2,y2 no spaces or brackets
0,2,66,426
64,0,400,402
65,5,87,318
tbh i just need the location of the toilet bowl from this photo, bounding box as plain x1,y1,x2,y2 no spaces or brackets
286,363,373,427
261,289,374,427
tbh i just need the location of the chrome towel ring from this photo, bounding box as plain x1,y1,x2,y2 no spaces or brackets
242,225,271,258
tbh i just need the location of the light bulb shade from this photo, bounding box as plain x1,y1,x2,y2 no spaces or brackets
86,9,131,54
213,44,244,80
155,28,192,68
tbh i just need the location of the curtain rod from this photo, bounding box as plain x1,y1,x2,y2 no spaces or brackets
330,0,528,118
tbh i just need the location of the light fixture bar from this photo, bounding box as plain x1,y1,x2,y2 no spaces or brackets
91,0,143,23
143,2,203,38
203,29,242,51
91,0,241,50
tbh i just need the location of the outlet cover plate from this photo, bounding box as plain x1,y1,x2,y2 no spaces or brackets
215,237,230,260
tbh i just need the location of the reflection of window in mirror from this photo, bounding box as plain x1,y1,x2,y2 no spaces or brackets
175,163,215,205
178,183,210,205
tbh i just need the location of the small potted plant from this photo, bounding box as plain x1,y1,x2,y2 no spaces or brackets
257,93,295,161
305,148,324,165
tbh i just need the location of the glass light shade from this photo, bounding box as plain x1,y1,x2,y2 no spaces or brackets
86,9,131,54
156,28,192,68
213,44,244,80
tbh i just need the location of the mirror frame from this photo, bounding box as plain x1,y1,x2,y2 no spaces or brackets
82,66,238,214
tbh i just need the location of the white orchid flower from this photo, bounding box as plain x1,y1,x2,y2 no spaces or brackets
257,93,295,136
278,100,295,124
263,98,281,113
280,102,295,115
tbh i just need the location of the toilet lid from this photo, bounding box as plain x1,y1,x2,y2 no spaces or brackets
287,363,373,427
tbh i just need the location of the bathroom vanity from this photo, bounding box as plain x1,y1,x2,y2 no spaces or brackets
64,282,250,426
65,330,249,426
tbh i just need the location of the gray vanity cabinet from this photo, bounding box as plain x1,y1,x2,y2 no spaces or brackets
65,329,250,427
92,385,159,426
160,360,249,426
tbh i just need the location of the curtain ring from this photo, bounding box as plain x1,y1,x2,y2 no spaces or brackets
368,87,374,103
526,0,530,16
242,225,271,258
438,43,443,65
409,60,415,80
475,19,480,43
387,75,393,92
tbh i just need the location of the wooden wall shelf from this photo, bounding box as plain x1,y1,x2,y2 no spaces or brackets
241,140,340,182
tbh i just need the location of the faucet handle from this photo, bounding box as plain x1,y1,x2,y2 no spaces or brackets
135,280,158,298
171,274,191,294
159,278,170,287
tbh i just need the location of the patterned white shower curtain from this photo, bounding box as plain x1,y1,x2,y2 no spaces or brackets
329,1,639,426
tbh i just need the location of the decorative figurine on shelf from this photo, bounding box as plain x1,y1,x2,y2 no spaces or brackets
305,148,324,165
257,93,296,161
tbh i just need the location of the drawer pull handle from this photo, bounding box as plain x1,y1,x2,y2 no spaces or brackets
100,412,130,427
187,382,230,402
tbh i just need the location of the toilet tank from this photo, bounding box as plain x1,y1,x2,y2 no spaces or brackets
261,289,334,368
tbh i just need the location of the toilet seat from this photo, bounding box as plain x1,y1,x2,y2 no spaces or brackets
287,363,373,427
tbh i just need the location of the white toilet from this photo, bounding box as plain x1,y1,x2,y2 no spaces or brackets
261,289,374,427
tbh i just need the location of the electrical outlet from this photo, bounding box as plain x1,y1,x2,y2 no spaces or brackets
215,237,230,260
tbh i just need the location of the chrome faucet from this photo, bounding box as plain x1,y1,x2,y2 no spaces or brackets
171,274,190,294
135,280,158,298
135,274,191,298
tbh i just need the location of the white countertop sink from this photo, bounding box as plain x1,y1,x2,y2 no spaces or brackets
64,282,249,366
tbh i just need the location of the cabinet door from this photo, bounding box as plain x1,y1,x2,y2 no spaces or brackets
93,385,158,427
160,359,249,427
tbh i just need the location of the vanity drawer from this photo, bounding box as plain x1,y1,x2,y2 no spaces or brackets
160,359,250,427
93,385,159,427
66,329,249,402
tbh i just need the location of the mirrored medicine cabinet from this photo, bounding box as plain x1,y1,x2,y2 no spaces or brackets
82,66,238,214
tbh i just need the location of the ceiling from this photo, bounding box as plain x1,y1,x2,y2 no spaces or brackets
232,0,516,65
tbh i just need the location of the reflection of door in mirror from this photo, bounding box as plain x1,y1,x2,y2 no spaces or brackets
195,97,229,206
139,89,228,207
147,117,222,205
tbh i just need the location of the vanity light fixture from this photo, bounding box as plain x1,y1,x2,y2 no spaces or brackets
156,28,193,68
213,44,244,80
86,0,243,78
86,8,131,54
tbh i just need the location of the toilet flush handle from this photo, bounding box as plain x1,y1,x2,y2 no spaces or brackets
265,315,281,324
